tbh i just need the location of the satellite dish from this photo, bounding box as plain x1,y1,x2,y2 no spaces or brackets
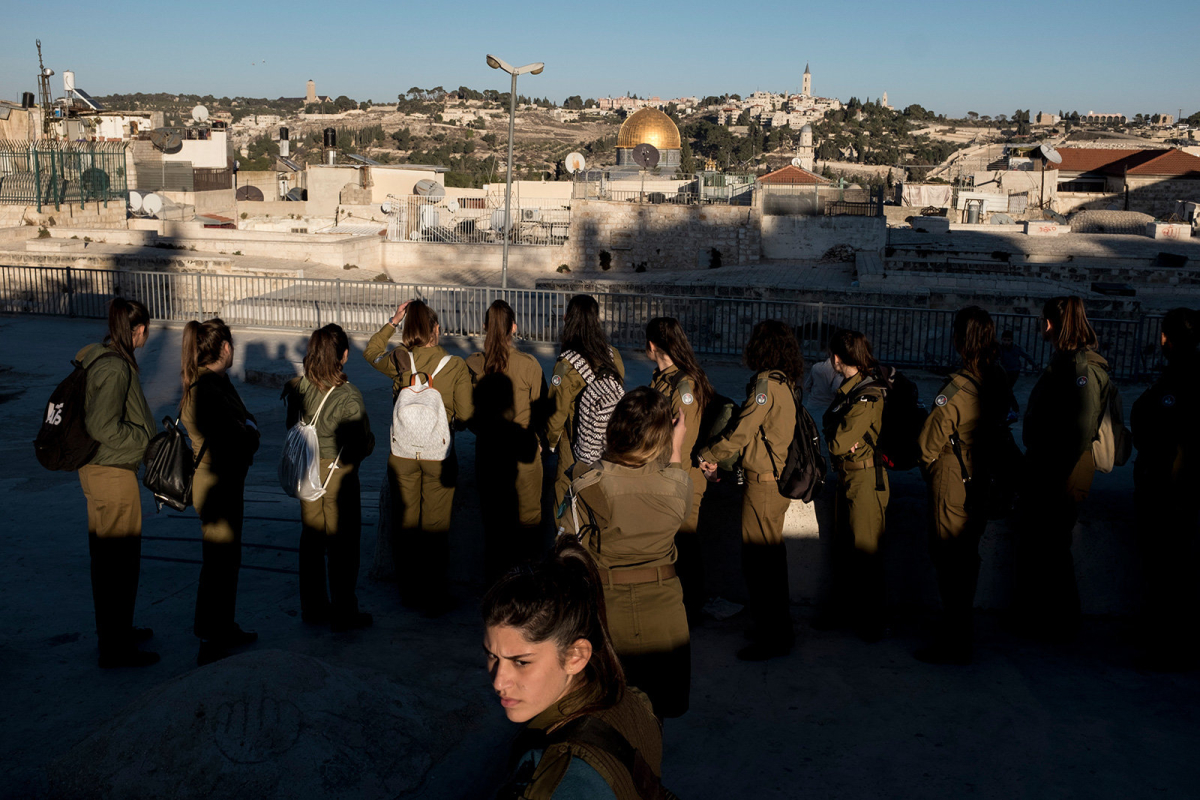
565,151,586,174
791,157,803,168
150,128,183,154
490,208,512,232
445,198,459,214
235,185,263,201
381,202,393,214
142,193,163,217
128,190,143,213
413,179,445,198
631,143,660,170
192,105,209,124
1039,143,1062,164
418,206,440,230
989,212,1016,225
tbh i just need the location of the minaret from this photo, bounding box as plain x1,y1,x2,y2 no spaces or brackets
802,63,811,98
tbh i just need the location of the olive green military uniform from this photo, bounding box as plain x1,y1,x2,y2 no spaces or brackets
501,687,664,799
823,370,890,638
918,366,1010,652
544,348,625,513
364,322,473,610
650,364,709,621
699,369,796,646
565,460,693,718
76,343,155,659
1131,347,1199,663
1019,347,1109,637
182,366,260,641
282,376,374,624
466,347,548,582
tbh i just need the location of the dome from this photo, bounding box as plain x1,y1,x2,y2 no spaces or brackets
617,108,681,151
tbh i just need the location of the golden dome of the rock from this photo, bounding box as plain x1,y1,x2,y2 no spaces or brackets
616,107,682,151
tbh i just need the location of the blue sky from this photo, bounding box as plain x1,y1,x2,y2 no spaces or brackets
1,0,1196,118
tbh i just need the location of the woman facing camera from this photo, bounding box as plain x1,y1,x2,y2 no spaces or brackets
564,387,692,719
484,537,669,799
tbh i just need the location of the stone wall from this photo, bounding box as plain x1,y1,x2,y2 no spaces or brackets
760,214,886,260
151,222,384,270
383,240,568,281
0,201,128,230
564,199,760,273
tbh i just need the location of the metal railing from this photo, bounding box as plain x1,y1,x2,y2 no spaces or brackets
0,139,129,211
383,195,570,246
0,265,1167,380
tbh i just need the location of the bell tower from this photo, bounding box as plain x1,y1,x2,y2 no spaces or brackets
802,63,811,98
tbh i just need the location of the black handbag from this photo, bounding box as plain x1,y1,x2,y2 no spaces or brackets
142,416,202,512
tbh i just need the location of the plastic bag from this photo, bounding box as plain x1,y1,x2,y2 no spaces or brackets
279,422,325,500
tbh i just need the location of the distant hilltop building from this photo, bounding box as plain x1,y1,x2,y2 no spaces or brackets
306,80,317,104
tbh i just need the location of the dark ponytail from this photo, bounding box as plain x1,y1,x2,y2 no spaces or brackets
953,306,999,376
828,329,878,372
482,537,625,725
646,316,714,412
1042,296,1097,352
104,298,149,371
181,318,232,403
483,299,516,375
561,295,619,378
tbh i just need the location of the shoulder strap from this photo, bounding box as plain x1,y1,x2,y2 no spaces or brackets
546,715,666,800
430,355,452,379
408,350,418,377
308,385,337,426
562,350,595,384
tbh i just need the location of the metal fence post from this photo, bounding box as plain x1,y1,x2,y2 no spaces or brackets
336,279,343,326
66,267,74,318
195,273,203,319
33,146,41,213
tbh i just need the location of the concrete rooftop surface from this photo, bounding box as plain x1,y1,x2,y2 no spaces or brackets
0,314,1197,799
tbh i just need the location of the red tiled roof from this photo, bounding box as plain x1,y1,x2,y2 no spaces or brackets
1055,147,1200,177
757,164,831,185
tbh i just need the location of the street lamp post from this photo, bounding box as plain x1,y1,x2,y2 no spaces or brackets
486,54,543,290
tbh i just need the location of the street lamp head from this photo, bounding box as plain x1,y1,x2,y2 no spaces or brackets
527,63,545,76
486,54,514,73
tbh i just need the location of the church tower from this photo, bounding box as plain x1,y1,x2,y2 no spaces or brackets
306,80,317,104
802,63,811,98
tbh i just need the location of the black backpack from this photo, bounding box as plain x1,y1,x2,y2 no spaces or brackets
852,367,928,472
34,352,122,472
758,376,827,502
143,417,203,512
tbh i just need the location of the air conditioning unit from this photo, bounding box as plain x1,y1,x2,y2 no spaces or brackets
521,208,541,222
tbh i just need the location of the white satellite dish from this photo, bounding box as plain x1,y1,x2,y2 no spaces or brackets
490,208,512,232
565,151,586,174
418,205,440,230
142,193,163,217
445,198,459,214
192,105,209,124
128,190,143,213
1039,143,1062,164
381,202,392,214
790,157,803,168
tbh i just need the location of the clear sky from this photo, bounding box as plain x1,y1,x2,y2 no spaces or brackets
1,0,1196,119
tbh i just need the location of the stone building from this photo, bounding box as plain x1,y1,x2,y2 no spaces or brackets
614,107,682,173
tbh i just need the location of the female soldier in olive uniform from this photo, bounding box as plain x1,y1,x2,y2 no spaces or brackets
181,318,260,665
822,329,890,642
545,295,624,513
916,307,1012,664
1019,296,1110,640
283,323,375,631
466,299,549,582
646,316,715,623
564,387,692,718
1131,307,1200,668
77,298,158,667
699,320,803,661
364,300,473,615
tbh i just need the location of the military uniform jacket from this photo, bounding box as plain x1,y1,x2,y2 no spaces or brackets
1023,348,1109,482
503,688,663,800
545,348,625,454
697,369,796,477
823,370,885,467
918,366,1010,477
181,366,259,471
363,322,473,427
281,376,374,464
77,343,155,470
566,460,692,570
1131,349,1200,491
650,364,703,464
465,346,547,432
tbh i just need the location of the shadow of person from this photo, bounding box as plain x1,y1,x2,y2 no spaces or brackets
471,373,542,585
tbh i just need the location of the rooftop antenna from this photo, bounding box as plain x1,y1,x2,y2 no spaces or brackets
35,39,54,135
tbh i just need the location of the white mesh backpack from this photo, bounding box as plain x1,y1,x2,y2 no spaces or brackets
391,351,453,460
279,385,342,501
